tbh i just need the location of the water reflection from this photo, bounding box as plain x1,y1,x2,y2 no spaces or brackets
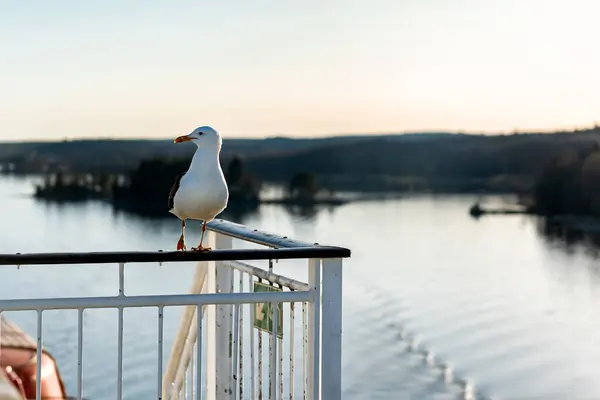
220,203,261,223
33,194,339,226
282,204,319,221
33,196,264,223
536,218,600,258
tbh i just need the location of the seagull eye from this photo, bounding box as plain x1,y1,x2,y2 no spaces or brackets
198,131,204,136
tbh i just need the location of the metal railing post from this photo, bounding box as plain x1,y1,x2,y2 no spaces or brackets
320,258,343,400
206,231,217,400
306,258,321,399
216,233,234,399
206,232,234,399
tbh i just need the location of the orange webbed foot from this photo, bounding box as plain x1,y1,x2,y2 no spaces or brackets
191,245,211,252
176,235,187,251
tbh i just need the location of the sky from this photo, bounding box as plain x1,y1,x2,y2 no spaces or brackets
1,0,599,140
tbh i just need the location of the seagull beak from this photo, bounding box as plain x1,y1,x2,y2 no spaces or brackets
174,135,193,143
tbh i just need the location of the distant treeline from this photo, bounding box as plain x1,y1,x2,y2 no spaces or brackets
33,154,342,216
111,156,262,214
533,143,600,216
4,126,600,195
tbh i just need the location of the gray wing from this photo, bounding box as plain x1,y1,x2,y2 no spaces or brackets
168,172,186,211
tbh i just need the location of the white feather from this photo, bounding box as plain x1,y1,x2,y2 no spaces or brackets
170,126,229,222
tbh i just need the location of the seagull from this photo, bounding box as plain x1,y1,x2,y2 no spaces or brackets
168,126,229,251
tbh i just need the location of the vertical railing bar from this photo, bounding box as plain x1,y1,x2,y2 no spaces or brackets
258,330,263,399
289,302,295,400
231,303,240,400
301,302,307,400
117,262,125,400
189,331,195,400
196,304,203,400
117,306,124,400
77,308,84,400
278,309,284,400
270,298,277,400
267,260,277,400
158,306,165,400
35,309,43,400
190,341,196,400
211,233,234,397
268,301,274,399
268,260,274,399
229,258,235,399
118,262,125,296
320,258,343,400
232,300,240,400
308,259,321,400
239,272,245,400
249,274,256,400
206,242,217,400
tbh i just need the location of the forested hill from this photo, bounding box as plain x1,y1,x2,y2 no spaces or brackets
2,128,600,193
0,132,461,173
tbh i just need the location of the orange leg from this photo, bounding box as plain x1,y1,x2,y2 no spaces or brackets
176,220,186,251
192,221,212,251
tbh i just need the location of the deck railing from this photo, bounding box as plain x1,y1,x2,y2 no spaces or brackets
0,219,350,400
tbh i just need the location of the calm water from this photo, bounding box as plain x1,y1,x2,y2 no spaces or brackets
2,177,600,399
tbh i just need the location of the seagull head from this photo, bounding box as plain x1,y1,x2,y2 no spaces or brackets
174,126,222,150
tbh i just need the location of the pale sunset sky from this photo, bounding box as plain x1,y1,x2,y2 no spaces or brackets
0,0,598,141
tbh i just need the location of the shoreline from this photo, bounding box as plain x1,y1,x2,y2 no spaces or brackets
469,202,600,237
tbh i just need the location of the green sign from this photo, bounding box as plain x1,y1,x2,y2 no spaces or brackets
253,281,283,338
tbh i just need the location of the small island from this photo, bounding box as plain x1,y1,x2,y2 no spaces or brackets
33,155,347,216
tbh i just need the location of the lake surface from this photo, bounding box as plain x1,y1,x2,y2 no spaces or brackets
1,176,600,399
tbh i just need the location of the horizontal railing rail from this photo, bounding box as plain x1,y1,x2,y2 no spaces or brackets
0,219,350,266
206,220,324,248
226,260,310,291
0,247,349,266
0,291,313,312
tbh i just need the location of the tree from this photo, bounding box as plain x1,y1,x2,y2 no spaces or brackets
288,172,318,201
227,156,244,185
532,147,600,216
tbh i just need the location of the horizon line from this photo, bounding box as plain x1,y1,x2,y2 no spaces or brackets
1,124,599,144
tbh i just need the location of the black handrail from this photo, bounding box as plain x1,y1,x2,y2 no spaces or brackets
0,247,350,266
0,219,351,266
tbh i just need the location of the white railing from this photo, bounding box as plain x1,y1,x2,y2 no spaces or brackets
0,219,349,400
163,225,346,400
